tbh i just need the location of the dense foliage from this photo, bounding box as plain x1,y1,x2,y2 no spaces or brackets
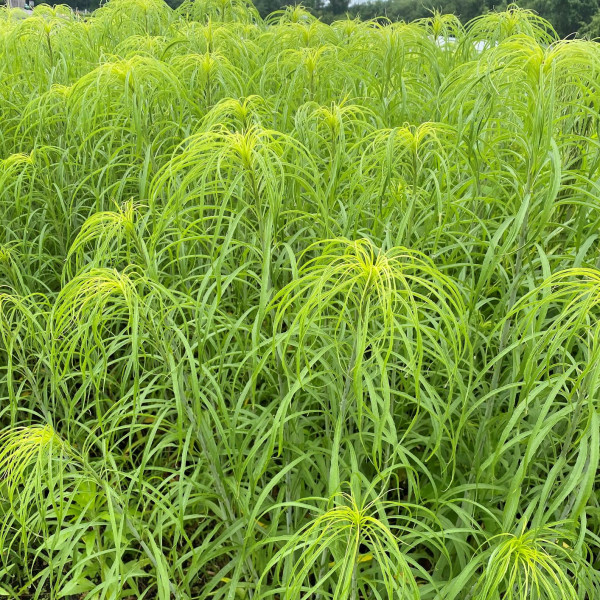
1,1,600,598
13,0,600,36
348,1,600,37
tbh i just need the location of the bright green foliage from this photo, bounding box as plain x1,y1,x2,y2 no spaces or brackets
0,2,599,599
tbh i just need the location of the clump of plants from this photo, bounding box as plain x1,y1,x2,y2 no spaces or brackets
0,1,599,599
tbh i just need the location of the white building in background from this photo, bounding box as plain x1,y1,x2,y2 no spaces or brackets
7,0,34,8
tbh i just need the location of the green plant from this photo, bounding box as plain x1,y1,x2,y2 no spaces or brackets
0,2,600,599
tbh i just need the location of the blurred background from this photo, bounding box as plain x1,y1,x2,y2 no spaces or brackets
4,0,599,38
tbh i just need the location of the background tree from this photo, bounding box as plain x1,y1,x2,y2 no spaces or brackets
580,7,600,37
527,0,599,36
